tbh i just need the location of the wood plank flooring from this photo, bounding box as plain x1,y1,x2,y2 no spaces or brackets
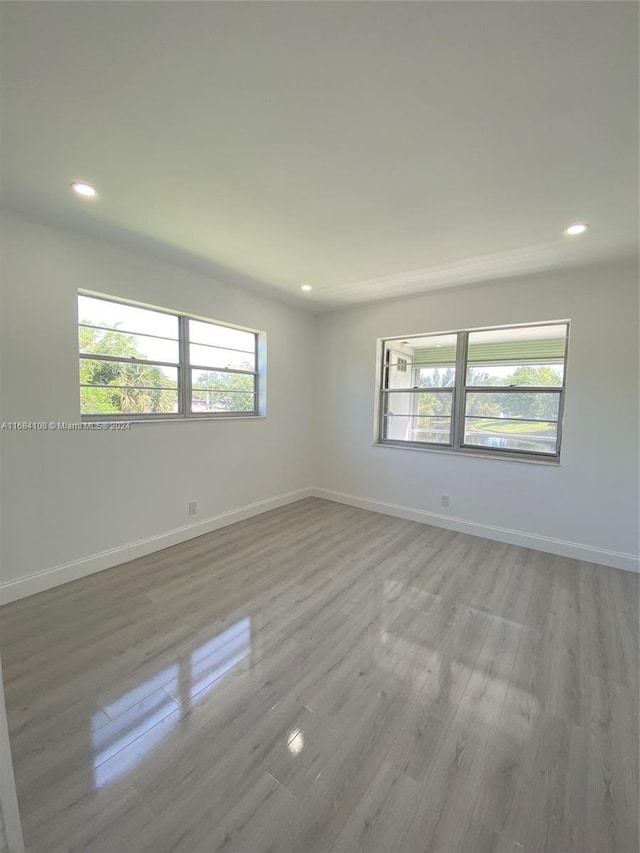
0,497,638,853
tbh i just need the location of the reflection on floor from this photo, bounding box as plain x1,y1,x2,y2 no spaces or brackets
91,617,252,790
0,497,638,852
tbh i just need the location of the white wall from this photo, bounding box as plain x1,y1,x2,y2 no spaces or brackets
313,259,640,571
0,213,314,601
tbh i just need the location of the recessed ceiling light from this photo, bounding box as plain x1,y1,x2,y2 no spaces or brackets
300,284,312,292
71,181,97,198
564,222,589,236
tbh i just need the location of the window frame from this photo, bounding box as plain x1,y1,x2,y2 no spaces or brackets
377,321,569,462
78,292,263,422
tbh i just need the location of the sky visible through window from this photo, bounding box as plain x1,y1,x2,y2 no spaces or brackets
78,295,255,362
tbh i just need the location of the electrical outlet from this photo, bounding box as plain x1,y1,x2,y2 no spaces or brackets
189,501,197,515
441,494,450,508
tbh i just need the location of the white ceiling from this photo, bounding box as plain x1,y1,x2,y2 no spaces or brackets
1,2,637,310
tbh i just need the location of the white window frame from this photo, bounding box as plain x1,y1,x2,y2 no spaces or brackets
78,292,264,422
377,321,570,462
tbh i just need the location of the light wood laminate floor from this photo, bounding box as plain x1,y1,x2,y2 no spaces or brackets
1,498,638,853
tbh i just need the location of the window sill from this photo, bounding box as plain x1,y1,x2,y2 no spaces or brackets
374,440,561,466
81,414,266,425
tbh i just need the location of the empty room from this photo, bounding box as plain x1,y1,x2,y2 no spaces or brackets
0,2,638,852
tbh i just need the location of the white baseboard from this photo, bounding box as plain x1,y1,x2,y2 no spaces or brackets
312,488,640,574
0,488,314,605
2,483,636,605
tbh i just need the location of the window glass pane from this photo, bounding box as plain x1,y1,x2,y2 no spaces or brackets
464,389,559,455
191,391,256,413
412,337,457,368
384,353,415,389
78,295,178,339
80,386,179,416
464,391,560,422
190,343,255,371
191,368,256,413
384,334,456,390
189,320,255,353
79,327,179,364
464,418,558,454
383,391,452,443
191,369,255,394
415,367,456,388
383,414,452,444
467,363,563,387
467,324,566,364
80,359,178,389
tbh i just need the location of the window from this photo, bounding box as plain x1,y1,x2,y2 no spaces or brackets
78,293,261,419
378,322,569,460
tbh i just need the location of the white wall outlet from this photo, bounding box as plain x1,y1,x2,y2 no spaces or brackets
441,494,450,508
189,501,197,515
